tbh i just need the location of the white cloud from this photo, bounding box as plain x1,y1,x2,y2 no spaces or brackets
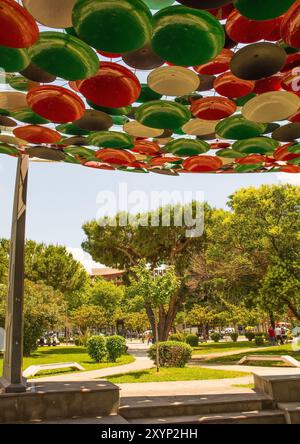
276,173,300,185
67,247,105,273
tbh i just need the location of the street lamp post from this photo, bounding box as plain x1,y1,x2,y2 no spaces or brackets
0,155,28,393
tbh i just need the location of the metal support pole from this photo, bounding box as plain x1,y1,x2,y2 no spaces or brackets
0,155,29,393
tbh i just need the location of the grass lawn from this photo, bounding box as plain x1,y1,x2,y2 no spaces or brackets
0,346,134,378
192,340,263,355
106,367,249,384
205,344,300,367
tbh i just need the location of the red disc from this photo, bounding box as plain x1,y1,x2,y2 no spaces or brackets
226,9,277,44
209,3,234,20
0,0,39,48
214,72,255,98
191,97,237,120
265,16,283,41
281,71,300,95
211,142,231,150
27,86,85,123
95,148,136,165
77,62,141,108
281,1,300,49
194,49,233,76
183,155,223,172
236,154,269,165
150,155,181,166
13,125,62,144
280,165,300,172
288,108,300,122
253,76,283,94
274,143,299,161
281,53,300,73
97,51,123,58
84,161,115,170
132,140,160,156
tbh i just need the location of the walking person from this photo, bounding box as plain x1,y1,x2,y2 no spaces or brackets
281,325,287,344
275,324,283,345
268,325,276,346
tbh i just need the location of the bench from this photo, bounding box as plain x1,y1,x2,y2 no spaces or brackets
23,362,85,378
238,355,300,368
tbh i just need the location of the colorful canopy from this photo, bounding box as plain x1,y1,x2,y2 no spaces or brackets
0,0,300,174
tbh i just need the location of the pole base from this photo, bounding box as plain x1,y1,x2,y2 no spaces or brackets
0,376,27,394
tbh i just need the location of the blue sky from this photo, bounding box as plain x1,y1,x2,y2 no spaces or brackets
1,155,297,257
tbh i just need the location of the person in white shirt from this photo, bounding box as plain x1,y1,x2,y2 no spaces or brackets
275,325,283,345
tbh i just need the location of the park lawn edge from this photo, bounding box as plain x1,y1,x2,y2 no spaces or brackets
105,366,250,384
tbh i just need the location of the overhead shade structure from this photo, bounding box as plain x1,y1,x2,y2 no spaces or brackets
2,0,300,398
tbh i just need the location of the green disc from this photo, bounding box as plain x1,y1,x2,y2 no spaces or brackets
57,123,91,136
233,137,279,155
135,100,191,130
216,149,245,158
137,84,163,103
216,115,267,140
29,31,99,81
87,101,132,116
0,144,19,156
11,108,49,125
64,146,97,161
8,76,35,92
175,94,202,106
234,0,295,20
234,94,256,107
0,109,10,116
144,0,175,9
152,6,225,66
87,131,134,149
164,138,210,157
0,45,30,72
72,0,153,53
288,143,300,154
112,116,130,125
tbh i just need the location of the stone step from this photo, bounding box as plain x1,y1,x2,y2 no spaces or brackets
0,380,120,423
119,393,274,420
22,414,129,424
128,410,286,425
278,402,300,424
254,373,300,402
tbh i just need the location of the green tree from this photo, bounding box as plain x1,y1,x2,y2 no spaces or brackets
0,240,8,284
123,311,150,333
221,184,300,320
0,239,89,312
82,203,213,340
70,305,107,335
129,260,180,371
0,279,66,356
88,279,124,322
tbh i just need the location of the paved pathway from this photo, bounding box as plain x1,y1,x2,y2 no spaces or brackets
192,346,272,361
32,341,300,397
32,342,153,383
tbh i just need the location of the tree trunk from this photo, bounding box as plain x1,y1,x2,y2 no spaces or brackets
269,311,275,329
154,312,159,373
286,302,300,321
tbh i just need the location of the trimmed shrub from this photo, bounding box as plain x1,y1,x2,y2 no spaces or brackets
169,333,186,342
230,332,239,342
245,331,255,342
106,335,127,362
185,334,199,347
210,331,221,342
148,341,192,368
87,335,107,362
254,333,265,346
